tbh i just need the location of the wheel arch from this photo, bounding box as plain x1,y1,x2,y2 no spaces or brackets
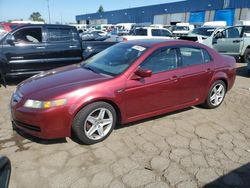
71,98,122,127
210,72,229,92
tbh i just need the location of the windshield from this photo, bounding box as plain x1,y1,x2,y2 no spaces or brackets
82,43,148,76
190,27,216,36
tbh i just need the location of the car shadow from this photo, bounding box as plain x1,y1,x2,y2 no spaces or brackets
69,107,195,145
115,107,194,130
237,65,250,78
204,163,250,188
14,128,67,145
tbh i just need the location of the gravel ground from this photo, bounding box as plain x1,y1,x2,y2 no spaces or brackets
0,63,249,188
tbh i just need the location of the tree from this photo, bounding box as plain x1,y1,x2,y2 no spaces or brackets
29,12,45,22
97,5,104,13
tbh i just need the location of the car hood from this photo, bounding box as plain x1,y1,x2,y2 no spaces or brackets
17,64,111,97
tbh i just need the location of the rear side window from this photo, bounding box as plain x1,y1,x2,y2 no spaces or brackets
13,27,42,43
47,28,73,42
152,29,161,36
225,27,242,38
180,47,206,67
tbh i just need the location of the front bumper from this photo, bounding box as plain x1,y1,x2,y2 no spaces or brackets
10,103,72,139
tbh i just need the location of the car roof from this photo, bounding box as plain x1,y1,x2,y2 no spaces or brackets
12,24,75,30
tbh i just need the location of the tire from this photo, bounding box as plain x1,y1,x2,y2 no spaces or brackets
243,48,250,64
72,102,117,145
203,80,226,109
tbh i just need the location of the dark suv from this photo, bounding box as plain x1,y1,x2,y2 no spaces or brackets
0,24,83,85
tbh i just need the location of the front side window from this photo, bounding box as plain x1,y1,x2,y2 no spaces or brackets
82,43,148,76
180,47,206,67
140,48,177,73
13,27,42,43
47,28,73,42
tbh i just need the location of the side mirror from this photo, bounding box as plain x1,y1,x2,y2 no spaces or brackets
0,156,11,188
6,34,15,45
132,68,152,79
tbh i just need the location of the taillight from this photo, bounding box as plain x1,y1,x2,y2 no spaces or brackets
123,38,128,42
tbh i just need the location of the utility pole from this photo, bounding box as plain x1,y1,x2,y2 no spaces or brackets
47,0,51,24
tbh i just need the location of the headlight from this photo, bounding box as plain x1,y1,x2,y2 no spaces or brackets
24,99,67,109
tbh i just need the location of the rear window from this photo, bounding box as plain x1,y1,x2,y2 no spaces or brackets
47,28,73,42
191,27,216,37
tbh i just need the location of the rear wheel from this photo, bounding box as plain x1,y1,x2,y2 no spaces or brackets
72,102,116,144
203,80,226,109
243,48,250,63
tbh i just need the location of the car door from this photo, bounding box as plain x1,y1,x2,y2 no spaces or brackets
212,26,243,56
177,47,214,104
122,47,182,119
44,26,82,69
3,26,46,74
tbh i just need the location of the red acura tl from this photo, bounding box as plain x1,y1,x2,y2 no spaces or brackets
10,39,236,144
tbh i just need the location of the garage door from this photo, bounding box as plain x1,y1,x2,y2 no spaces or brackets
153,15,166,24
214,9,235,26
246,9,250,20
170,13,183,22
189,11,205,24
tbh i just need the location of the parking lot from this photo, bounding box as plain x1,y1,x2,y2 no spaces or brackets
0,63,249,188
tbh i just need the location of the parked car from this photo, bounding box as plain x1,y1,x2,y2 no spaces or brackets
0,23,20,32
0,24,116,86
0,23,21,39
202,25,250,63
10,39,236,144
81,32,109,41
172,23,195,37
118,27,172,41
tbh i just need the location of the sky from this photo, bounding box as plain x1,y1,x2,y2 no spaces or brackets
0,0,183,24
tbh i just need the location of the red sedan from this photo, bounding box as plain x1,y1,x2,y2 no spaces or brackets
10,39,236,144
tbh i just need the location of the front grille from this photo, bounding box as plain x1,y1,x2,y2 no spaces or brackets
14,120,41,132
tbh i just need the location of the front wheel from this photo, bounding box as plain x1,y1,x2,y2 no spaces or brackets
72,102,117,144
203,80,226,109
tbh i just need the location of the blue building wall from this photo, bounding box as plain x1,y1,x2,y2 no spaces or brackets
76,0,250,24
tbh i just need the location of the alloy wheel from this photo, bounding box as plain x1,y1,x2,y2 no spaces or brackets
84,108,113,140
209,83,225,106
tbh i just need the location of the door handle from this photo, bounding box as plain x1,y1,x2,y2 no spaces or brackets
170,75,178,81
36,46,45,49
205,68,212,73
69,45,77,48
233,40,242,43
